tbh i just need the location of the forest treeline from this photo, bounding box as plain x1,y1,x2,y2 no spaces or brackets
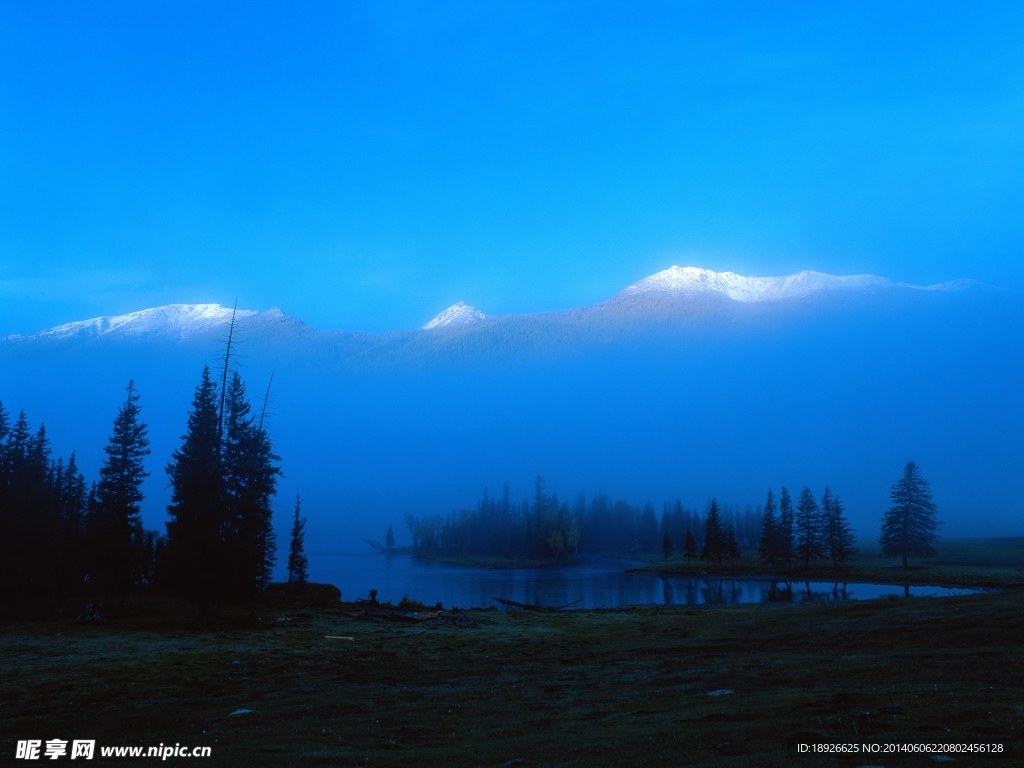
2,354,939,619
403,469,938,572
403,477,854,567
0,362,292,618
403,477,745,564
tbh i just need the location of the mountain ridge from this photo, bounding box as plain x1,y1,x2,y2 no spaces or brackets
0,265,1018,544
3,266,976,340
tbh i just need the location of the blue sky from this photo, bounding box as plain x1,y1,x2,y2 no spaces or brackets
2,1,1023,334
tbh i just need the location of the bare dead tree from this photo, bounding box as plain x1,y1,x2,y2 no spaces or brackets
217,300,238,446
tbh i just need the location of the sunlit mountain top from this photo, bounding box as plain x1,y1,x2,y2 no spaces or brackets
1,263,1018,543
5,267,978,341
10,304,282,341
621,266,960,302
422,302,488,330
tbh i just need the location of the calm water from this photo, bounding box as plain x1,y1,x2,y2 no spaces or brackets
309,551,982,609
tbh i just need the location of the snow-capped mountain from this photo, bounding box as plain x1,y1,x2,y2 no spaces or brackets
618,266,953,302
2,267,976,345
423,302,487,330
8,304,280,341
0,264,1018,547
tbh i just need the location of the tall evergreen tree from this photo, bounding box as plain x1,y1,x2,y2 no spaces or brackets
777,486,795,568
725,526,740,561
757,489,778,567
684,528,697,566
55,452,88,598
86,381,150,599
700,498,725,563
222,372,279,598
165,367,223,610
794,486,824,568
0,401,9,506
0,413,66,613
532,475,549,557
0,403,14,590
821,486,857,566
165,366,280,608
880,461,939,568
287,495,308,586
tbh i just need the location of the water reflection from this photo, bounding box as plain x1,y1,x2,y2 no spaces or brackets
310,551,984,609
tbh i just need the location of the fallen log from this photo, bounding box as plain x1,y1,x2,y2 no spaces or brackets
361,608,440,623
493,597,582,611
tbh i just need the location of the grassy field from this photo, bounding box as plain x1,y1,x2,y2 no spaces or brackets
2,540,1022,767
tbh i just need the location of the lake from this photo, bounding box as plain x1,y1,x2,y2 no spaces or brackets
309,551,982,609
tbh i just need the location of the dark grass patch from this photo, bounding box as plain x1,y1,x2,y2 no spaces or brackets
2,578,1023,766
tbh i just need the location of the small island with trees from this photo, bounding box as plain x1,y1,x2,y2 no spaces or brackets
395,463,943,588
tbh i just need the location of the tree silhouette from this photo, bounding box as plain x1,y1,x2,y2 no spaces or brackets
165,367,223,612
0,409,84,614
222,371,279,598
684,528,697,567
55,452,88,594
821,486,856,566
757,489,778,567
700,498,725,563
86,381,150,601
794,486,823,569
881,461,939,569
725,526,740,561
288,495,308,586
165,364,281,610
777,486,794,568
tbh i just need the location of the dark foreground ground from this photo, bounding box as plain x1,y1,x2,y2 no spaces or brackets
2,542,1023,767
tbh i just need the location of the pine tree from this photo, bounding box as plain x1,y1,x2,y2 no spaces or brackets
0,401,9,508
777,486,795,568
0,413,67,613
880,461,939,568
794,486,823,568
700,498,725,563
165,367,223,610
222,372,279,599
757,489,778,567
165,366,281,609
56,452,88,598
662,529,673,561
684,528,697,567
532,476,548,557
86,381,150,599
287,495,308,586
726,526,740,561
821,486,857,566
385,524,396,550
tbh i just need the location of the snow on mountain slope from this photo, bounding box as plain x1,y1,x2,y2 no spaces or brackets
619,266,957,302
4,267,973,345
8,304,283,341
423,302,487,330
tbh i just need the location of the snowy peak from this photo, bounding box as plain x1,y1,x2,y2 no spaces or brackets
4,267,974,342
13,304,266,341
423,302,487,330
620,266,951,303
